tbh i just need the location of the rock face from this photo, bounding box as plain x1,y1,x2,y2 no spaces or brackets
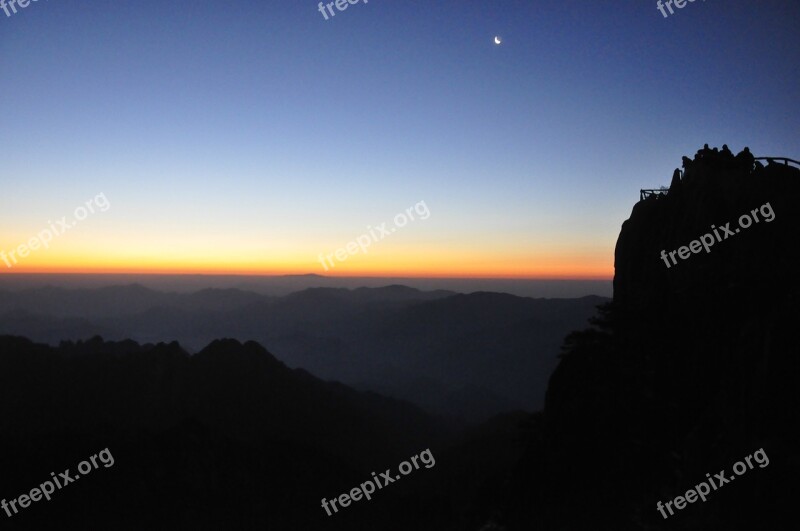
499,149,800,531
615,151,800,309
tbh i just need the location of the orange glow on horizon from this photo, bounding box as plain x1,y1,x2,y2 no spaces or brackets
2,262,613,280
0,239,613,280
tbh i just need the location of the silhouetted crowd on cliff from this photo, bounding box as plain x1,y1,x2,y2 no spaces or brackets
667,144,762,192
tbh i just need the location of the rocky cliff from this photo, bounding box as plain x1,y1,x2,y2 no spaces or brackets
499,147,800,531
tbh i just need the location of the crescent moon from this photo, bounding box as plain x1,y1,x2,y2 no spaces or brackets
494,36,502,45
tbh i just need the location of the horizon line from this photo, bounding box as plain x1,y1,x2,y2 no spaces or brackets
0,271,613,281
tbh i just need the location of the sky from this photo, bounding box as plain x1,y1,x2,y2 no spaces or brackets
1,0,798,279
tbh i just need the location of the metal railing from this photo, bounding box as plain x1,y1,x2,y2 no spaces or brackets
639,156,798,201
754,157,800,169
640,189,669,201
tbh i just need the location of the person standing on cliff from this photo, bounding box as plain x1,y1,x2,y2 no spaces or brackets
670,168,683,192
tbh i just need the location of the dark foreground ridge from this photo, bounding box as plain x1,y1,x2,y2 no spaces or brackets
0,336,438,529
494,147,800,530
0,335,531,530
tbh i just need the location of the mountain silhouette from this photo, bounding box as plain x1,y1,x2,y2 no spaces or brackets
494,149,800,530
0,286,605,422
7,149,793,529
0,335,475,529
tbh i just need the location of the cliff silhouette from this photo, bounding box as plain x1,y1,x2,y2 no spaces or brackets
498,148,800,530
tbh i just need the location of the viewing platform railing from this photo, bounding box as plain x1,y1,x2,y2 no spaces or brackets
640,156,798,202
640,189,669,201
754,157,800,169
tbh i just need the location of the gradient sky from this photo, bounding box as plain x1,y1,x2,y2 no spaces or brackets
1,0,798,278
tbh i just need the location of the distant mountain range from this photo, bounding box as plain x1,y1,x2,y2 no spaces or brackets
0,285,606,421
0,274,613,299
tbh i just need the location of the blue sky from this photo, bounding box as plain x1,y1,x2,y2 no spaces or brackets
1,0,798,277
